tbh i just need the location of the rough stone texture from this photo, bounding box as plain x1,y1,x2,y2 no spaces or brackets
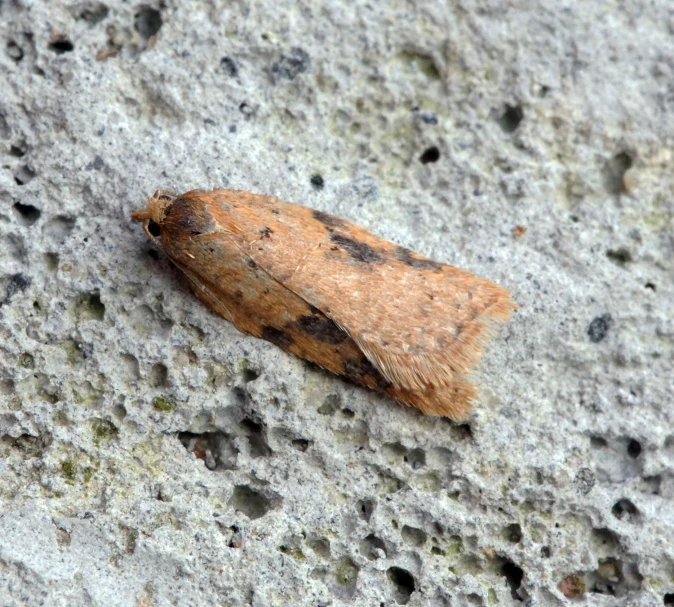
1,1,673,605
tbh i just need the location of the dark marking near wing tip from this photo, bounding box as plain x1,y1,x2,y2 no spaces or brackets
312,209,346,229
330,233,383,264
343,356,392,390
247,259,257,269
259,227,273,239
165,198,213,234
261,325,294,349
394,246,442,271
296,315,349,344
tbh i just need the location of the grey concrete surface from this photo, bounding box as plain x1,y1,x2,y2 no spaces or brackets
1,1,673,605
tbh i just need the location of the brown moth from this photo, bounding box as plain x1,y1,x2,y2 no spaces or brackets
131,189,516,421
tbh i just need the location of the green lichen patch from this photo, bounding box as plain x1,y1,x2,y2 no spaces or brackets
334,557,359,586
61,460,75,481
278,545,306,561
92,419,118,445
18,352,35,368
153,397,175,412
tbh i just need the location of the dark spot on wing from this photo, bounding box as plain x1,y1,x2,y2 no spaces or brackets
248,259,257,269
261,326,294,349
259,227,273,239
394,246,442,271
343,356,391,390
163,197,214,236
330,233,383,264
312,209,346,229
296,315,348,344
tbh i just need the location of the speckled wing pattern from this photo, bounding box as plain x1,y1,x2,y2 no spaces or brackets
132,188,516,421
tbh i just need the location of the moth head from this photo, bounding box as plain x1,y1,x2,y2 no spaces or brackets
131,190,178,243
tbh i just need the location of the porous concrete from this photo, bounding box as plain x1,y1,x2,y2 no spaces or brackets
1,1,673,605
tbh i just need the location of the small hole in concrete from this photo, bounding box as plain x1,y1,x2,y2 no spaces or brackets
291,438,311,452
10,144,27,157
499,104,524,133
134,6,163,39
74,292,105,321
14,165,36,185
149,362,168,388
606,247,632,266
6,40,24,62
229,485,277,519
219,56,238,77
502,523,522,543
603,152,633,195
318,393,339,415
627,439,641,458
401,525,427,547
611,498,639,523
271,47,311,81
240,418,271,458
13,202,41,226
387,567,415,605
44,215,76,240
49,39,74,54
242,366,260,383
356,499,374,522
405,447,426,469
590,435,608,448
587,313,612,343
419,146,440,164
359,533,387,560
78,3,109,24
502,561,524,600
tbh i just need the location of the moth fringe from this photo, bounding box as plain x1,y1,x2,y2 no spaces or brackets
357,290,516,394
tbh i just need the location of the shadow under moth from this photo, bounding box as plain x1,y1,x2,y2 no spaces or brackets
131,189,516,421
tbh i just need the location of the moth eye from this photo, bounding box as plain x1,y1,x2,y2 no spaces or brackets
148,220,161,237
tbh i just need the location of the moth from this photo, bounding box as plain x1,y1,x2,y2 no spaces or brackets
131,189,516,421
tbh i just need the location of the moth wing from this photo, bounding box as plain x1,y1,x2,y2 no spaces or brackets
204,189,516,393
283,244,515,393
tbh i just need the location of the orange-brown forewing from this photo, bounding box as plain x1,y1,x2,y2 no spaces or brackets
131,189,516,420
